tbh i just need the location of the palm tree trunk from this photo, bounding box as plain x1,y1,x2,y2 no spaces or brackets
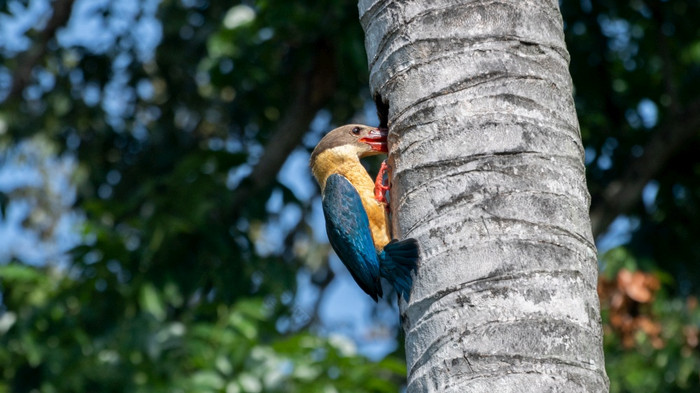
359,0,609,391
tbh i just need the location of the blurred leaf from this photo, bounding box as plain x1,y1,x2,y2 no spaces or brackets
140,283,166,321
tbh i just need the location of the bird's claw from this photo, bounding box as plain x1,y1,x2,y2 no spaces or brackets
374,160,391,207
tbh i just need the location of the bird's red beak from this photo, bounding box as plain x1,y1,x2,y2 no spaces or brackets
359,128,388,152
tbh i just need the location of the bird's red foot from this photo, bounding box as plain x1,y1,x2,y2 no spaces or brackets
374,160,390,206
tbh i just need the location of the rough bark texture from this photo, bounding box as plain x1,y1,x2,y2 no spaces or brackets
359,0,609,392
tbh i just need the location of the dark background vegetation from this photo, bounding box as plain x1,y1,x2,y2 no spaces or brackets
0,0,698,392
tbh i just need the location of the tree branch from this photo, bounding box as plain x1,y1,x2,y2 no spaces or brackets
590,99,700,237
231,44,336,212
6,0,76,102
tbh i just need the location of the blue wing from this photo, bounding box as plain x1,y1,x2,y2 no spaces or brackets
322,174,383,301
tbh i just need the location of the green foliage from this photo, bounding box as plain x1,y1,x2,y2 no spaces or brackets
560,2,700,389
562,1,700,288
0,0,399,391
0,264,403,392
599,248,700,393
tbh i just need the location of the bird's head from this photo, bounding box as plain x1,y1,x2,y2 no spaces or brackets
311,124,388,162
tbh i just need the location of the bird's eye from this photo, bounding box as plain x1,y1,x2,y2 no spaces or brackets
351,127,361,135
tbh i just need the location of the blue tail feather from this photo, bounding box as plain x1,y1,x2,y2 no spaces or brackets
379,238,420,301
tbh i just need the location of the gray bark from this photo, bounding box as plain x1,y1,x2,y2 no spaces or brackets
359,1,609,392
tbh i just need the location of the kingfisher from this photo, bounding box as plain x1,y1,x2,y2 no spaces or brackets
310,124,419,302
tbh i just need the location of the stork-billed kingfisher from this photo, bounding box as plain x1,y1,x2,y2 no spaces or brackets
310,124,419,302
